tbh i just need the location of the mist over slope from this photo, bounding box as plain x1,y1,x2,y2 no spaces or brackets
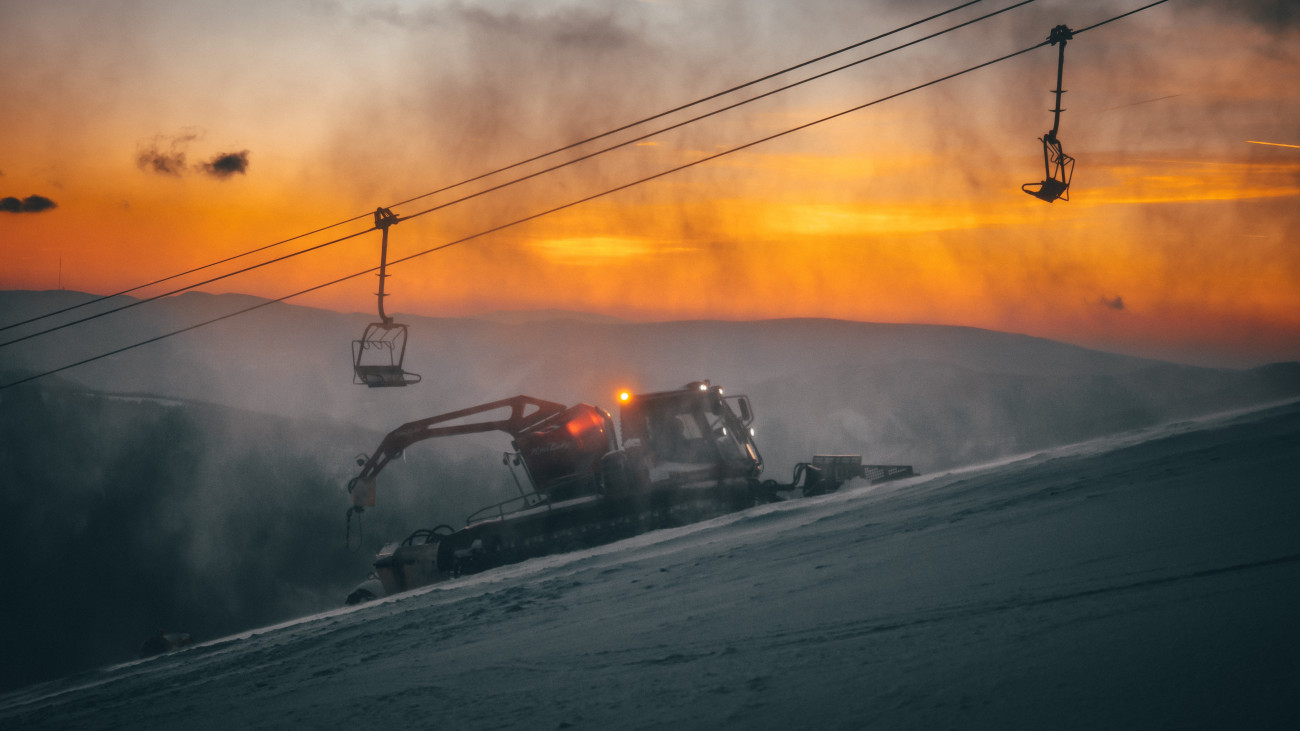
3,400,1296,730
1,289,1297,691
3,289,1297,472
0,380,521,691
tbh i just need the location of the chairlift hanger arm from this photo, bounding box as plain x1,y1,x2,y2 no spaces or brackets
348,395,569,509
373,207,401,325
351,205,421,387
1046,24,1073,140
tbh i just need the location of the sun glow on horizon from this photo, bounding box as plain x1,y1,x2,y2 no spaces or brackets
1246,140,1300,149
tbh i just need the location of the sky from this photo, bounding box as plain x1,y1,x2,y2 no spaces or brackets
1,0,1298,368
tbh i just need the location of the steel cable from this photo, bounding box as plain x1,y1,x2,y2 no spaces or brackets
0,0,1175,392
0,0,1034,350
1,0,992,334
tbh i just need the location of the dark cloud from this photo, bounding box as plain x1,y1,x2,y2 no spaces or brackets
451,4,637,50
199,150,250,179
136,133,250,180
364,1,636,48
1190,0,1300,29
1232,0,1300,26
137,147,187,175
1099,295,1125,311
1,194,58,214
136,132,197,176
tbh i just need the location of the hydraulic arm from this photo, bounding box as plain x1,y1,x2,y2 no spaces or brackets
347,395,568,510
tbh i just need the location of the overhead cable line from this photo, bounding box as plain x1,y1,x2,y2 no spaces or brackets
379,0,993,213
0,213,372,334
0,226,376,349
0,267,382,393
0,0,992,335
395,0,1041,224
0,0,1174,393
0,0,1036,350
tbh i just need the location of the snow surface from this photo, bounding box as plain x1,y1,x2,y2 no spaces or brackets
3,401,1298,730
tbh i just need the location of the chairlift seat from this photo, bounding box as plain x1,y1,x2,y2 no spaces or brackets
354,364,421,388
1023,134,1075,203
353,321,421,388
1022,177,1070,202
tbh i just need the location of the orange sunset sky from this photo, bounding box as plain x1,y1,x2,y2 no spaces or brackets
2,0,1298,368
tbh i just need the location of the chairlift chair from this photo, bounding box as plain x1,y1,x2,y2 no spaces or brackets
1022,25,1075,203
1023,132,1075,202
351,207,422,387
353,321,421,387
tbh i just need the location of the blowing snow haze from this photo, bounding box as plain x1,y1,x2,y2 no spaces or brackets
0,289,1298,696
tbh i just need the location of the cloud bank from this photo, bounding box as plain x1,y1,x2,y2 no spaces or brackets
136,132,250,179
1,194,57,213
136,132,197,176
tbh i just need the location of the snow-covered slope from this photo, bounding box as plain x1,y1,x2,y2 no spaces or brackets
4,400,1297,730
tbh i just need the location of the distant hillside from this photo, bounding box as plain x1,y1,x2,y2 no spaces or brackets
2,289,1296,472
466,308,630,325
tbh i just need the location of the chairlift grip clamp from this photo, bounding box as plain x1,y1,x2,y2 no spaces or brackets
1047,24,1074,46
374,206,400,229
